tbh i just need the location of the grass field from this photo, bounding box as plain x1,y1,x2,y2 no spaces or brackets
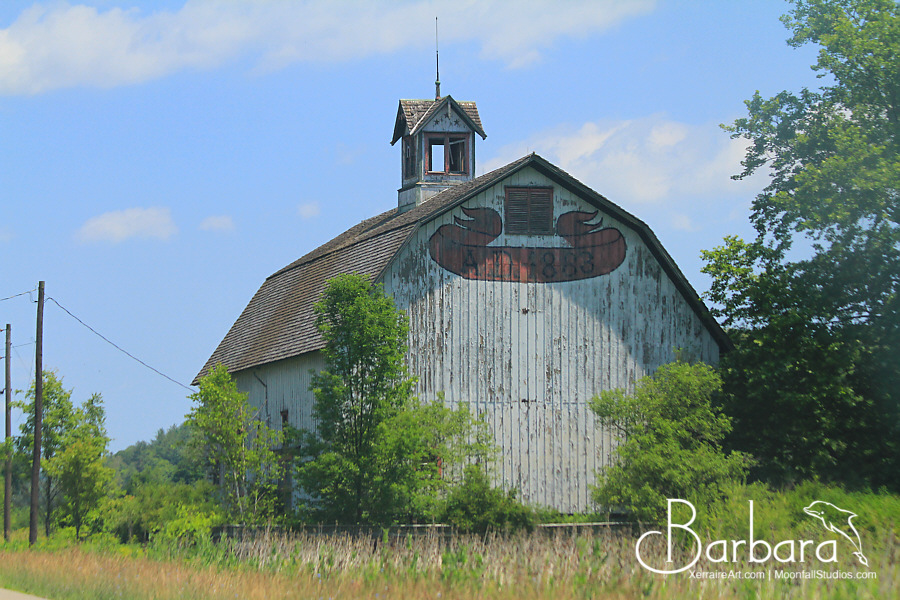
0,483,896,599
0,524,895,600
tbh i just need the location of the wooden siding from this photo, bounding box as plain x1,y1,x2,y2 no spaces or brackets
380,166,719,513
233,352,325,438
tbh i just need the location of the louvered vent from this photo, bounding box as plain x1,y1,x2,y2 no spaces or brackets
505,187,553,234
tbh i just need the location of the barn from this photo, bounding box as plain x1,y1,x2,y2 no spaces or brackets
194,92,730,513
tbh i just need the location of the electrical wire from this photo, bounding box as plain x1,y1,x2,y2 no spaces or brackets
11,345,33,385
0,289,35,303
46,296,195,392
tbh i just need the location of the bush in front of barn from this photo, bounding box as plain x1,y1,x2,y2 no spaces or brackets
590,360,752,523
439,464,536,534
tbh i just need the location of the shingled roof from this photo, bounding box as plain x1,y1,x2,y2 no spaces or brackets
194,153,730,384
391,96,486,145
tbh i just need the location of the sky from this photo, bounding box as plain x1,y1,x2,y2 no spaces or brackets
0,0,825,452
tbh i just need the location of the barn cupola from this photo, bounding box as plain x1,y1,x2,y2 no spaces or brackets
391,95,486,212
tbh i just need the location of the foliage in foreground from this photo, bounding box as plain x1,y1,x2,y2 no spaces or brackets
440,464,536,534
14,371,78,536
13,371,113,539
44,393,113,539
590,360,751,522
102,480,223,544
0,483,896,600
186,364,283,525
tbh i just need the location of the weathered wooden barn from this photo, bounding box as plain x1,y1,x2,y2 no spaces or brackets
195,93,730,512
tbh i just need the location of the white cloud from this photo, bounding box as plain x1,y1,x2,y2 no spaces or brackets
76,206,177,243
0,226,13,243
483,114,762,207
199,214,234,232
648,121,688,149
671,214,698,232
297,202,321,219
0,1,655,95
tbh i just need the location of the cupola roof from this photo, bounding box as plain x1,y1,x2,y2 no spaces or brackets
391,95,486,145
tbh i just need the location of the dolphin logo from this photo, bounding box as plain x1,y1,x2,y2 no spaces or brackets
803,501,869,567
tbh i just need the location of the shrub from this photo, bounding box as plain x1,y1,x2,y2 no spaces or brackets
591,360,752,523
440,465,535,534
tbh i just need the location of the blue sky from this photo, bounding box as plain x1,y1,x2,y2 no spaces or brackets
0,0,823,452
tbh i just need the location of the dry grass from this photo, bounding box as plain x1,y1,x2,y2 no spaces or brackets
0,526,895,600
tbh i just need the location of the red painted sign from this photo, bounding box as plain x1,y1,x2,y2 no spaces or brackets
429,207,627,282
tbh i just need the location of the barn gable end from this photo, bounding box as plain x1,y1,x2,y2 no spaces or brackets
379,161,724,510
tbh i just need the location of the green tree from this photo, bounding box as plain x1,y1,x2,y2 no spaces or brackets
702,0,900,488
45,393,114,539
590,361,751,522
297,274,415,523
14,370,77,536
373,396,494,523
102,480,222,543
110,423,203,494
296,274,492,525
186,364,283,524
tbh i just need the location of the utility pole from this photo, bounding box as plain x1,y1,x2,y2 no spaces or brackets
29,281,44,546
4,323,11,542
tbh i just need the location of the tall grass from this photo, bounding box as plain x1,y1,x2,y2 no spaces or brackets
0,525,895,600
0,483,896,599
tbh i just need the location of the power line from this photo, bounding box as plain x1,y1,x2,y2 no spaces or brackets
46,296,195,393
0,289,35,303
11,345,33,386
0,341,33,360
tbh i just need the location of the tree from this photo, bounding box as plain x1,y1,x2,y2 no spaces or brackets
102,479,222,543
590,361,751,522
702,0,900,489
186,364,283,524
297,274,415,523
364,396,493,524
296,274,492,525
46,393,113,539
110,423,204,494
14,371,77,536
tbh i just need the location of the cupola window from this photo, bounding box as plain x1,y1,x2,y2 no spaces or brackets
427,134,469,175
403,136,416,179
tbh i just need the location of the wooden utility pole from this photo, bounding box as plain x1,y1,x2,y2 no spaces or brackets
29,281,44,546
4,323,11,542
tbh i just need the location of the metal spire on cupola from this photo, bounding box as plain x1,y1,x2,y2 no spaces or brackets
435,17,440,100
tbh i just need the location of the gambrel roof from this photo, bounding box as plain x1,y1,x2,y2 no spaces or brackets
194,154,731,384
391,96,486,145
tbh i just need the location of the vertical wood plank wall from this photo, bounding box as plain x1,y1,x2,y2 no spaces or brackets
233,352,325,439
381,167,719,513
